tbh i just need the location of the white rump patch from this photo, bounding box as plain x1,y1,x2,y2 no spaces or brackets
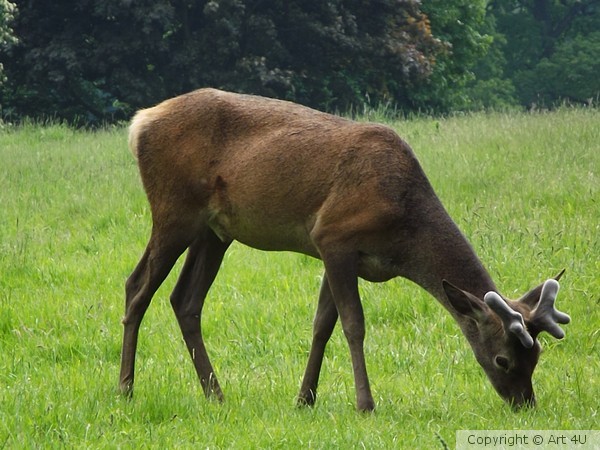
128,109,153,160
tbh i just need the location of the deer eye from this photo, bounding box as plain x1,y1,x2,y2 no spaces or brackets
494,355,511,372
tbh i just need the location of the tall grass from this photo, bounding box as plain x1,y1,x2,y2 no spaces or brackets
0,110,598,448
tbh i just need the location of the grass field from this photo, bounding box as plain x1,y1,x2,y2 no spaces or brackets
1,109,598,448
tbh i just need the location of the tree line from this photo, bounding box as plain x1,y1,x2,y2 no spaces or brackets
1,0,598,125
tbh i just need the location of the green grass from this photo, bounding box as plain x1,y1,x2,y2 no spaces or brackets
1,110,598,448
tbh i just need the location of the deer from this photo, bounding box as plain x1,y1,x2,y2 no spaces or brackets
119,88,570,412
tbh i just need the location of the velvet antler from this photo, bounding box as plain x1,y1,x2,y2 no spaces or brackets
528,279,570,339
484,291,534,348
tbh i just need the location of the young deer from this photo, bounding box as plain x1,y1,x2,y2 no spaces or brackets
120,88,570,411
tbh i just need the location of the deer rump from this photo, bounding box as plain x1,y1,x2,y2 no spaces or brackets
120,88,569,412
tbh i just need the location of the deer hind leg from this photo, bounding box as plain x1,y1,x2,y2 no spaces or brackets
169,229,230,401
297,273,338,407
119,219,196,397
318,248,375,412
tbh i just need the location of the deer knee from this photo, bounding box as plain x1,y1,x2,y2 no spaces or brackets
170,291,202,323
341,320,365,344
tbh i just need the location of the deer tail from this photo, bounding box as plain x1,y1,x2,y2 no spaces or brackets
128,108,154,161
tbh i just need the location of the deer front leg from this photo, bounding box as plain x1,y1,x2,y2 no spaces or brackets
298,273,338,407
320,250,375,412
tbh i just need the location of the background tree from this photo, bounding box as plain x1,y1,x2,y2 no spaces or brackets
2,0,596,124
463,7,519,110
412,0,493,112
489,0,600,107
1,0,444,124
0,0,17,87
1,0,178,122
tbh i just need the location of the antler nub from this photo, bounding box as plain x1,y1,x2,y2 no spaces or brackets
484,291,534,348
530,279,570,339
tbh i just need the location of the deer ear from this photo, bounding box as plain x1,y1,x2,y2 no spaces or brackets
442,280,486,318
517,283,544,309
518,270,566,309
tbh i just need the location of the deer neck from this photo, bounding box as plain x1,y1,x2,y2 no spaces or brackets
399,208,497,319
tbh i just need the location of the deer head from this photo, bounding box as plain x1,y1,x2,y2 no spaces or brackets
443,271,569,408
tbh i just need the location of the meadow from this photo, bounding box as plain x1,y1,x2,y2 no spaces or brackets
0,109,598,448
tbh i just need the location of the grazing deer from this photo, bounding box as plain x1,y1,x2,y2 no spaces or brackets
119,88,570,411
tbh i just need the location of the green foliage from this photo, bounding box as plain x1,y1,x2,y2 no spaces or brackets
0,0,15,45
2,0,599,122
1,0,178,122
0,0,16,87
0,110,598,447
466,77,519,111
415,0,492,112
516,32,600,106
464,9,520,110
2,0,443,124
491,0,600,108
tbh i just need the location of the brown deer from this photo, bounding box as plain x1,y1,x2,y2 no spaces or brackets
119,88,570,411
